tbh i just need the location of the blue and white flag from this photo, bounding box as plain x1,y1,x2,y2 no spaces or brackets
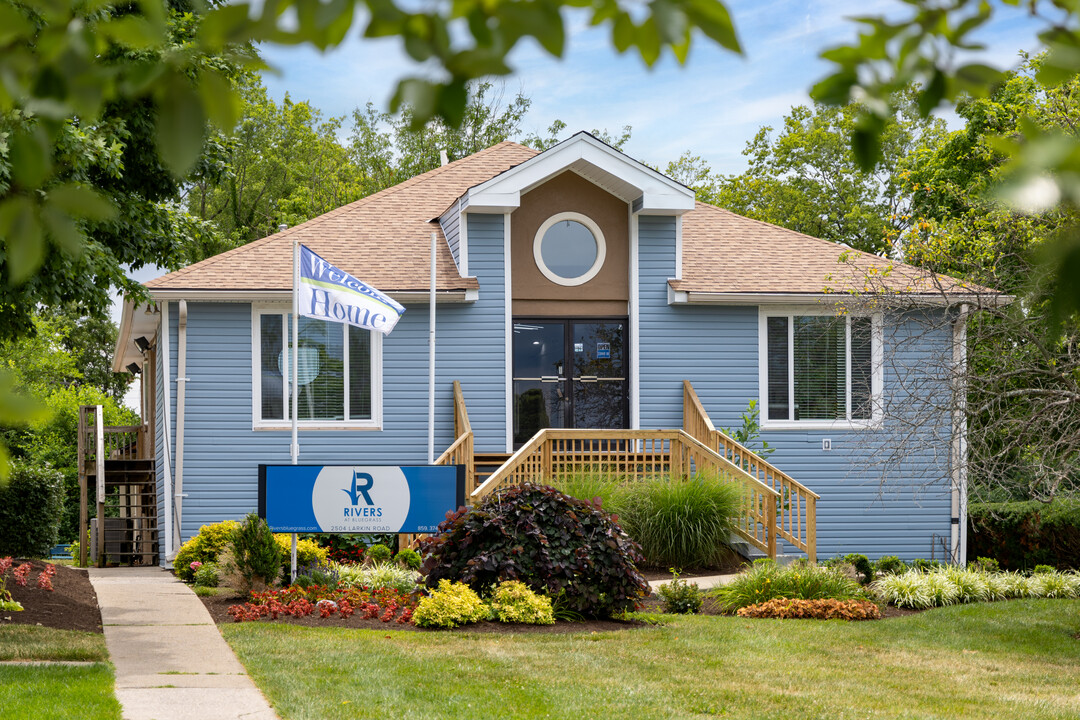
298,245,405,334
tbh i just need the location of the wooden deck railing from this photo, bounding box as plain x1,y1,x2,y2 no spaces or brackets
434,381,476,495
683,381,818,561
471,428,781,559
81,419,150,467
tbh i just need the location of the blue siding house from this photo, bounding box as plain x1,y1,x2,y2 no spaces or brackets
114,133,979,566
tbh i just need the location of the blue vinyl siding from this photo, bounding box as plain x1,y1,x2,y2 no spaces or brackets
637,215,953,560
440,201,462,271
155,214,507,543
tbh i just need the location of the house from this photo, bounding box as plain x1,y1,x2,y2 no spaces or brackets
113,132,983,566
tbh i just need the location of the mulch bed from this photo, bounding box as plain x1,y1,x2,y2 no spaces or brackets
198,590,657,633
2,560,103,633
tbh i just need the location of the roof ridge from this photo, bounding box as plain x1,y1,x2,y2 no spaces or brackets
150,141,536,285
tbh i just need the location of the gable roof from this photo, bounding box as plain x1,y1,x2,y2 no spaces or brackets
144,138,990,301
146,141,539,294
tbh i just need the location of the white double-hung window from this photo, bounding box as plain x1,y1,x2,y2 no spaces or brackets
759,308,882,429
252,307,381,429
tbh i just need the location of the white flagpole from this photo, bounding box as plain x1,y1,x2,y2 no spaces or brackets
290,233,299,581
428,231,436,465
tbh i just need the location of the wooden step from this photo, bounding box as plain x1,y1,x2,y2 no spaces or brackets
473,453,513,483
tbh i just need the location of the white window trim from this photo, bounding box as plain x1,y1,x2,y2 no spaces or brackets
250,304,382,431
758,305,883,430
532,211,607,287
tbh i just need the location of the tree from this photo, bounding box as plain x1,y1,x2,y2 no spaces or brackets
185,76,364,246
666,98,946,256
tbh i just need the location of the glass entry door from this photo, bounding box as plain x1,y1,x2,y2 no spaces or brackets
512,319,628,446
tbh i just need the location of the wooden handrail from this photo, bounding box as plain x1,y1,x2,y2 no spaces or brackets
435,381,475,494
682,380,818,562
453,380,472,437
471,428,782,560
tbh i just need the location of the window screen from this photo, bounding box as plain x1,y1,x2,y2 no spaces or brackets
793,316,845,421
766,316,789,421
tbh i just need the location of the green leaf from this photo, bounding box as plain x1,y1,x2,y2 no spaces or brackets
154,72,208,177
612,14,633,53
8,128,53,190
918,68,947,117
197,69,241,131
99,16,165,50
1037,42,1080,87
0,196,45,284
682,0,740,54
851,113,885,172
46,184,117,223
954,63,1002,94
40,204,83,255
637,18,661,66
810,69,857,106
0,4,34,45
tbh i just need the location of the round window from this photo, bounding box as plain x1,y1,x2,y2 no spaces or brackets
533,213,606,286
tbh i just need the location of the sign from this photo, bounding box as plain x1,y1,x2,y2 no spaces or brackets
596,342,611,359
259,465,465,534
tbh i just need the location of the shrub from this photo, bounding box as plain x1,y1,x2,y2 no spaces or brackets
548,472,629,518
711,559,865,612
971,557,1000,573
412,580,489,629
395,548,421,571
194,563,220,588
365,544,393,565
737,598,880,620
1031,570,1079,598
873,555,907,576
619,473,740,569
291,561,339,588
843,554,874,584
945,568,990,603
656,572,703,614
968,499,1080,570
0,460,64,558
488,581,555,625
1033,564,1055,575
230,513,282,593
873,571,935,609
174,521,240,582
338,561,420,594
272,535,328,578
420,483,649,618
911,559,943,572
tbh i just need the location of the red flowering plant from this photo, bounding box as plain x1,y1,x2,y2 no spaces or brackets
226,584,417,623
0,557,22,611
13,562,32,587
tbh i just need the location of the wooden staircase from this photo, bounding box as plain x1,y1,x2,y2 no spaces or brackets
79,407,159,567
473,452,512,487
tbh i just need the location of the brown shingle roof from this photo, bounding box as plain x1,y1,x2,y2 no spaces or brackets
147,141,987,299
672,202,983,297
146,141,539,292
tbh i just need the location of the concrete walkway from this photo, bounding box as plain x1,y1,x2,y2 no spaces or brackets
647,573,737,591
89,567,278,720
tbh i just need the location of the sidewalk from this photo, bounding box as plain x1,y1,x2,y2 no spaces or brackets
647,573,737,591
89,567,278,720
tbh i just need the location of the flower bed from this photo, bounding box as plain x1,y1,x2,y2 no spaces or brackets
736,598,881,620
227,585,416,624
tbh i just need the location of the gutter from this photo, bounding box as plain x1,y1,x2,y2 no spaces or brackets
669,288,1015,307
146,288,478,304
161,302,174,561
951,305,969,565
173,300,189,555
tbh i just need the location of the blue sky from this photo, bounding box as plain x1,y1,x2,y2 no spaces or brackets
258,0,1044,175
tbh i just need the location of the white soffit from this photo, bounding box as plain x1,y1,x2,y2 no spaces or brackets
462,133,695,215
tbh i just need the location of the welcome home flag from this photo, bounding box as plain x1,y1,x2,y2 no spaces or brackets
297,244,405,334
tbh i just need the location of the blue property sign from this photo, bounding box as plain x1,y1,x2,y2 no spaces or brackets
258,465,465,534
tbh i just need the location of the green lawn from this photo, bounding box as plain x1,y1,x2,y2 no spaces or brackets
0,626,121,720
222,600,1080,720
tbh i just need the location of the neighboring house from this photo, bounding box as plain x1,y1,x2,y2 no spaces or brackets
113,132,984,566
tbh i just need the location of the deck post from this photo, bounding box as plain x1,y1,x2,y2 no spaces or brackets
766,495,777,560
806,496,817,563
94,406,105,567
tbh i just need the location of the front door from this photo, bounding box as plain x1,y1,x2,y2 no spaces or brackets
512,318,628,446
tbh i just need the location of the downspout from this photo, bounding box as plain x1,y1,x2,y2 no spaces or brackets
173,300,189,554
161,302,174,561
951,304,969,565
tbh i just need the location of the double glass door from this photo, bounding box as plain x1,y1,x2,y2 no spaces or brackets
512,318,628,446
